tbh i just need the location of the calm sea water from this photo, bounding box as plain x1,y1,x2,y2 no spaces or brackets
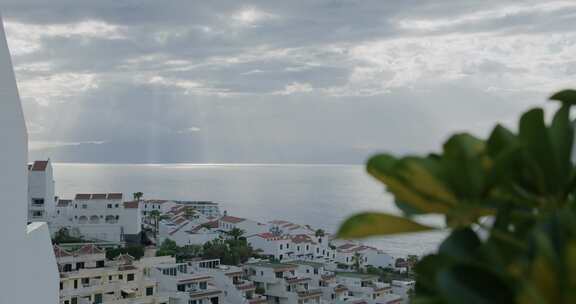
53,163,446,257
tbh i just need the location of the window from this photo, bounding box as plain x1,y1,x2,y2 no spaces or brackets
280,244,283,250
73,280,78,289
108,275,112,281
82,204,87,209
94,294,102,304
32,210,43,217
177,284,185,292
96,260,105,268
107,204,112,208
74,204,77,208
32,198,44,205
81,278,89,285
199,281,207,289
71,298,77,304
127,273,135,281
119,274,123,280
146,287,154,296
60,282,63,290
76,262,84,270
115,204,119,208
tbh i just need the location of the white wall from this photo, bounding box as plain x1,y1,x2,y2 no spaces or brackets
0,14,58,303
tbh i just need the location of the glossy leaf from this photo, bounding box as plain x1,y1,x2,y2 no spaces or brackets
436,265,514,304
336,212,436,239
549,89,576,105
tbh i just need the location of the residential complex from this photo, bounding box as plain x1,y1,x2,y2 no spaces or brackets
55,244,167,304
52,193,143,243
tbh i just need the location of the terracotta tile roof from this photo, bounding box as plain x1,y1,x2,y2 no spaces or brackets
291,234,316,244
91,193,107,200
123,201,140,209
253,232,289,241
31,160,49,171
145,199,168,204
57,199,72,207
53,245,73,258
204,220,219,229
337,243,356,250
75,193,92,200
107,193,123,200
77,244,105,255
220,215,245,223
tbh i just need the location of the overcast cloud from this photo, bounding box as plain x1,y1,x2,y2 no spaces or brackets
2,0,576,163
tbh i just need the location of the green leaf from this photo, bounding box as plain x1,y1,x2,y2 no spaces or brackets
439,228,482,261
549,89,576,105
436,265,514,304
486,124,517,157
549,104,574,192
337,212,436,239
518,108,559,195
367,154,453,214
441,133,486,199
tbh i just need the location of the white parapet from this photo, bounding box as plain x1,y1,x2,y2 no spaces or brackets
0,12,59,303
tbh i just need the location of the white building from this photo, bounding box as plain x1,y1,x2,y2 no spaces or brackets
189,259,268,304
245,262,324,304
52,193,143,243
219,214,267,236
158,204,219,246
335,273,395,303
334,243,394,270
55,244,168,304
28,159,57,222
177,201,221,218
0,13,59,303
141,200,177,218
150,260,224,304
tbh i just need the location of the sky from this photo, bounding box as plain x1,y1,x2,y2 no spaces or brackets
2,0,576,163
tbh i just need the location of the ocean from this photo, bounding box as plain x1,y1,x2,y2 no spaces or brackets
53,163,446,257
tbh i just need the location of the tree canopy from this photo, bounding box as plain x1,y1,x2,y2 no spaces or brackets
338,89,576,303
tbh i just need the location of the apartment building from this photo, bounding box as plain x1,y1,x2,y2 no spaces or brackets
176,201,221,218
219,214,267,235
245,262,323,304
187,259,267,304
28,159,57,222
150,261,224,304
247,232,335,264
335,273,394,302
55,244,167,304
52,193,142,243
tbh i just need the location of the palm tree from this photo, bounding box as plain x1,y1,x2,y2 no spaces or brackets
315,229,325,237
227,227,245,241
149,210,161,242
133,192,144,201
352,252,363,272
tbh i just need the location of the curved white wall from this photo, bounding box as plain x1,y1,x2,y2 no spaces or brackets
0,13,59,303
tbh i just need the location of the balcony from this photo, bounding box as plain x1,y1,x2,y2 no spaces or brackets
296,288,322,298
248,295,268,304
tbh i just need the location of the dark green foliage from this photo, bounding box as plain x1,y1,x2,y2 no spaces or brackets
52,228,89,244
106,245,145,260
339,89,576,303
156,239,180,257
202,238,254,265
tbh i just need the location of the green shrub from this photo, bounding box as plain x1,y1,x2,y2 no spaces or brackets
338,90,576,303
